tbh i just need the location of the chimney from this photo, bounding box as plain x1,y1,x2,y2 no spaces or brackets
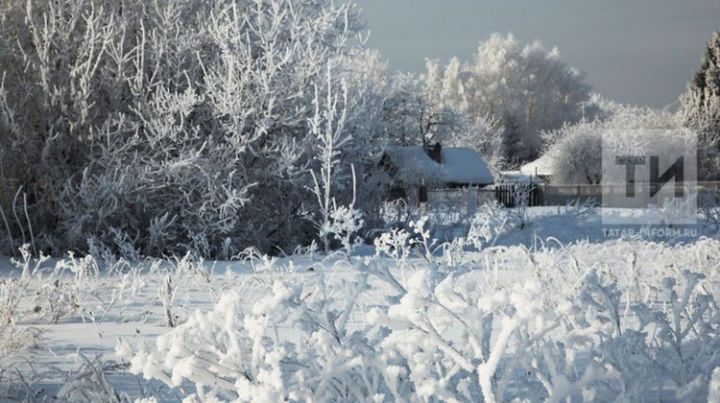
427,142,442,163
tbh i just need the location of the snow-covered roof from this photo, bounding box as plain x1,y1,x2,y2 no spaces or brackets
383,146,493,187
520,153,554,177
383,147,445,185
440,147,494,185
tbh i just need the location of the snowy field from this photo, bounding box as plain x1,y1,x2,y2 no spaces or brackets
2,0,719,400
3,207,720,402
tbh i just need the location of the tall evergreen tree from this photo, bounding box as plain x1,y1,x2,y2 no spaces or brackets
691,33,720,97
681,31,720,179
501,114,523,168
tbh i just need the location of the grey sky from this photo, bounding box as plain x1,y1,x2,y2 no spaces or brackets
360,0,720,108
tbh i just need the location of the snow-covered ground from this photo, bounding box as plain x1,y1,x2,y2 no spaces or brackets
3,207,720,401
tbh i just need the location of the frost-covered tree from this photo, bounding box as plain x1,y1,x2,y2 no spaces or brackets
377,66,473,149
544,105,685,185
428,34,593,163
543,121,603,185
0,0,390,257
682,31,720,140
681,31,720,179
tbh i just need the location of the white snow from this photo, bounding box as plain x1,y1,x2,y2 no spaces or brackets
3,207,720,401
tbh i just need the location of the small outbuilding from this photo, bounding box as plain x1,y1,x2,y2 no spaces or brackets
520,153,554,182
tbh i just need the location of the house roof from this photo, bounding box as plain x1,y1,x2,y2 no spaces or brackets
383,147,444,186
383,146,493,187
440,147,494,185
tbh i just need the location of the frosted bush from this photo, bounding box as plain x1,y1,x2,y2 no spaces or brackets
370,269,550,402
29,251,106,324
468,201,525,248
57,355,130,403
1,244,142,325
374,228,412,262
320,205,365,255
0,0,390,257
510,268,720,401
0,278,25,324
0,325,43,401
118,272,380,401
33,279,82,324
118,238,720,401
153,253,207,327
0,325,41,357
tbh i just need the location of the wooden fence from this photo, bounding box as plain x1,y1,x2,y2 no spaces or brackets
493,182,720,207
493,184,545,207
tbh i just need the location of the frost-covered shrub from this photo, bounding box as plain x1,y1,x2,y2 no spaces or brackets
542,121,603,185
0,0,391,257
1,245,123,324
371,269,551,402
0,244,52,324
33,279,82,324
320,205,365,255
154,254,206,328
373,217,445,268
119,243,720,402
57,355,130,403
0,325,41,358
371,267,720,401
558,270,720,401
117,272,381,402
11,243,50,281
0,325,43,401
0,278,25,325
28,250,107,324
467,200,533,248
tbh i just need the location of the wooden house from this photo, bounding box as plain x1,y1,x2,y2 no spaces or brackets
380,143,494,205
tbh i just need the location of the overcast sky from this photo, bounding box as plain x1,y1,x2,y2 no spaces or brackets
360,0,720,108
